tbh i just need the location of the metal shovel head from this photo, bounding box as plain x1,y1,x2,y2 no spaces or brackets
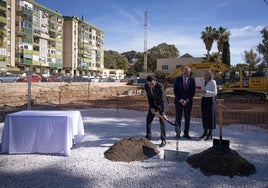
164,149,189,162
213,138,230,152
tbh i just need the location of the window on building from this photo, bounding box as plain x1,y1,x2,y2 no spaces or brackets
33,6,39,13
176,65,182,69
162,65,168,70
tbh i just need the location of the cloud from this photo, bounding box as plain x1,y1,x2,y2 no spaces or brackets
230,25,264,38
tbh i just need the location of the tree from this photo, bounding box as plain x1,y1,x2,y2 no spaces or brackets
116,54,129,71
104,50,118,69
201,26,217,61
215,27,231,56
203,52,220,62
146,43,179,72
133,58,144,74
244,49,261,70
222,41,231,66
235,63,248,69
104,50,129,71
256,28,268,69
122,50,138,64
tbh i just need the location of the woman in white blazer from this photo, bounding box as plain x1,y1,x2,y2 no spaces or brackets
199,71,217,140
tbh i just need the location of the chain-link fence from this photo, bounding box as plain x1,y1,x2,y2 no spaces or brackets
0,83,267,133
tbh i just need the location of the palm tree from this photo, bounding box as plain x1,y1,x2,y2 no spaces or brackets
201,26,217,61
215,27,231,55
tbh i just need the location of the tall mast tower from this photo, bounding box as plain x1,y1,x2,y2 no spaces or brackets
144,11,148,73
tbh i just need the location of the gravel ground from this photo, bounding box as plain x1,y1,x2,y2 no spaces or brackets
0,108,267,188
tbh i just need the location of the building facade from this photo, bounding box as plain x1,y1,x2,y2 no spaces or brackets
157,53,203,74
14,0,63,75
63,16,104,76
0,0,122,78
0,0,17,72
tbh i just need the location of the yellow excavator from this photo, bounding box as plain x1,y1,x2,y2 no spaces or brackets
218,69,268,101
164,62,268,101
163,62,229,89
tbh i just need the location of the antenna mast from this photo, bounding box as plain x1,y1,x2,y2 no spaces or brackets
144,11,148,73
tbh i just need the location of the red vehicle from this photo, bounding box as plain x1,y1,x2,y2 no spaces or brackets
42,75,58,82
18,75,42,82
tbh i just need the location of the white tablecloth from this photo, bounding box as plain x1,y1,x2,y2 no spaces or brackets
1,110,84,156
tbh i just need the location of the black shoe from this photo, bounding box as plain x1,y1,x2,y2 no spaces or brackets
199,132,207,139
174,134,180,140
204,134,212,141
145,135,151,140
183,134,191,140
160,140,166,147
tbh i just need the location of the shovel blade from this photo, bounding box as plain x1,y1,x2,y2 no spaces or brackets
164,150,189,162
213,138,230,152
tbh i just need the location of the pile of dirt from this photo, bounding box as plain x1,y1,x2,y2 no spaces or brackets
186,147,256,178
104,137,159,162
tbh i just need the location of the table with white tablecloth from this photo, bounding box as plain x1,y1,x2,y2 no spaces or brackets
1,110,84,156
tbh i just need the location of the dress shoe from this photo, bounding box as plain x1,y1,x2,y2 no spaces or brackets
160,140,166,147
183,134,191,140
174,134,180,140
204,134,212,141
199,129,207,139
199,132,207,139
145,135,151,140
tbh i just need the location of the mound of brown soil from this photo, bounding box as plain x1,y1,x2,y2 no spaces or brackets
186,147,256,178
104,137,159,162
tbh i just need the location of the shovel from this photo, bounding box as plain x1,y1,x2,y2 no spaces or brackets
213,102,230,152
150,108,176,127
151,108,189,161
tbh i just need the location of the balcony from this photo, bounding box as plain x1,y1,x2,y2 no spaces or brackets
18,49,33,54
18,58,32,65
0,15,6,25
32,60,41,66
17,27,32,35
32,50,39,55
49,62,62,68
0,60,6,68
16,7,32,17
0,5,6,12
22,38,32,44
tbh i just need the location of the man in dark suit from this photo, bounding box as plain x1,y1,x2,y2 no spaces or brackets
145,75,169,147
173,66,196,139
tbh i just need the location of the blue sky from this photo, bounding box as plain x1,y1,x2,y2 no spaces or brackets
35,0,268,65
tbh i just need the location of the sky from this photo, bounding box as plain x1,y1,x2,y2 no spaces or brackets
35,0,268,65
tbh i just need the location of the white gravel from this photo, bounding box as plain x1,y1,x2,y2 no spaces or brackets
0,108,267,188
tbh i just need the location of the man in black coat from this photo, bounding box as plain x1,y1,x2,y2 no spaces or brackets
145,75,168,147
173,66,196,139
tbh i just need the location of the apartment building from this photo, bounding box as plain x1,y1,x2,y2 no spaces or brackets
14,0,63,75
63,16,104,76
0,0,17,72
0,0,122,78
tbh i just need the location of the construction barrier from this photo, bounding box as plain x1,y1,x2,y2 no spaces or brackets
0,83,267,133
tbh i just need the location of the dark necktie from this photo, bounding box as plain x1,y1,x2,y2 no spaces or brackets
183,77,187,89
151,87,154,96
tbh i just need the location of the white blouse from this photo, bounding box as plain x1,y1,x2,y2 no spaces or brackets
201,80,217,97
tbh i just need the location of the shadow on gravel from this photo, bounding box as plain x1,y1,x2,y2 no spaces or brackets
0,166,94,187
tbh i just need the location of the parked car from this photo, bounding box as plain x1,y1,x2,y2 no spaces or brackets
56,75,72,82
72,75,91,82
0,74,20,83
18,74,42,82
41,75,58,82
